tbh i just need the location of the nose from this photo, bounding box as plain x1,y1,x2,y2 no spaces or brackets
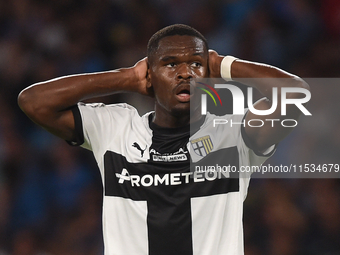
177,63,193,80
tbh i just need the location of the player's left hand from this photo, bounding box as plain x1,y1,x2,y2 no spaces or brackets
208,50,224,78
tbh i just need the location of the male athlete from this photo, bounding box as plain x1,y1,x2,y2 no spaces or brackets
18,24,309,255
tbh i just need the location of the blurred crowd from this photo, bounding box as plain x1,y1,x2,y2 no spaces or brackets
0,0,339,254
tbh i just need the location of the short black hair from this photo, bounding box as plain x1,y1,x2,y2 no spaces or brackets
147,24,209,60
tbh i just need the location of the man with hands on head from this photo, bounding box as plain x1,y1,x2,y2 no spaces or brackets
18,24,309,255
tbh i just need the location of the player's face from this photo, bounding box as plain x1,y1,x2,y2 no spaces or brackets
148,35,208,122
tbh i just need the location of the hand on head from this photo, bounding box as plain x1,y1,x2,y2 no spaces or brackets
132,57,154,97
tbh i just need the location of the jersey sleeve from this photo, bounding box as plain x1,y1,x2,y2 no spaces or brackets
239,111,277,158
230,112,277,177
71,102,140,156
226,112,276,200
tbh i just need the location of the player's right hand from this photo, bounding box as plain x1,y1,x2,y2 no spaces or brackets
132,57,154,97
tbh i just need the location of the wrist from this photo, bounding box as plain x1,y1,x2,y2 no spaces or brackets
220,56,238,81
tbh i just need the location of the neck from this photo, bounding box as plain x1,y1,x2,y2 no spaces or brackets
152,105,202,128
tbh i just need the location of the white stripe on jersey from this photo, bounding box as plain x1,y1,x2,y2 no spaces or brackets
77,102,274,255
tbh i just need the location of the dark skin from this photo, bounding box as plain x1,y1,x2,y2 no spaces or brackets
147,35,209,127
18,34,309,152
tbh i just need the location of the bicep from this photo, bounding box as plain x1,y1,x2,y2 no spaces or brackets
29,107,77,143
18,85,78,143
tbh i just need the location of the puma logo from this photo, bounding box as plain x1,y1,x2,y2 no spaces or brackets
132,142,147,157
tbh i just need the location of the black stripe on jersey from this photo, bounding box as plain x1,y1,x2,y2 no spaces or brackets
66,104,84,146
104,147,239,255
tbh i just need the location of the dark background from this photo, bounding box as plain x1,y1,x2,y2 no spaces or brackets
0,0,339,254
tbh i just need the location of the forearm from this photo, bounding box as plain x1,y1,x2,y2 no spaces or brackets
229,59,309,100
18,57,149,141
18,68,136,113
223,57,310,151
17,67,143,142
209,51,308,98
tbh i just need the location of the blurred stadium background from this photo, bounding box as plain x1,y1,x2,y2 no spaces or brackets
0,0,340,254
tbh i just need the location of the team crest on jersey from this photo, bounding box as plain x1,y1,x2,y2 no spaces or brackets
190,135,213,157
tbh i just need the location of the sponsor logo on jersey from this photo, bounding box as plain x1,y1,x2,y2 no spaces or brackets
132,142,147,157
190,135,213,157
149,148,188,162
115,167,230,187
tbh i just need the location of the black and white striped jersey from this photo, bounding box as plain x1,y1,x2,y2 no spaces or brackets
72,102,275,255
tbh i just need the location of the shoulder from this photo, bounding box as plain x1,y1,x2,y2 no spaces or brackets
79,102,138,113
78,102,143,121
78,102,154,130
77,102,153,152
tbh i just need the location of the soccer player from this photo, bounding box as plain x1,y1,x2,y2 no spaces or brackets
18,24,309,255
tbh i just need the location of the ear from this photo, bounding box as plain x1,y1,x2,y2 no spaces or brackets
146,62,152,89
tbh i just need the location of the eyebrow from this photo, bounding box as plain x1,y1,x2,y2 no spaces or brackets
160,56,177,62
192,52,205,57
160,52,205,62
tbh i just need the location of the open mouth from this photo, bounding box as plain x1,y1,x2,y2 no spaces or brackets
176,87,192,102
